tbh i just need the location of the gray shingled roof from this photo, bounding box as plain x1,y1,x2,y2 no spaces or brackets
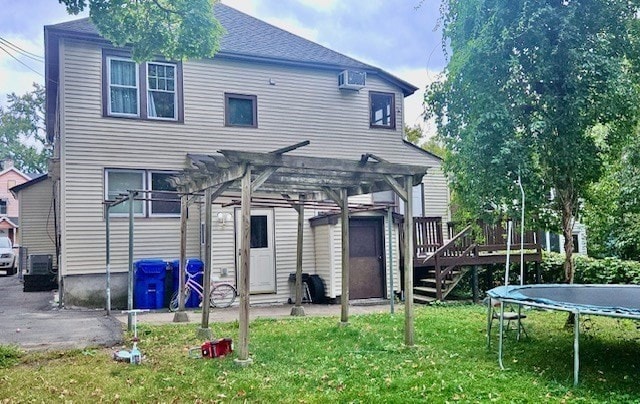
45,3,416,93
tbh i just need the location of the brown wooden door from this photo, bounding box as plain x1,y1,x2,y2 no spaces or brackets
349,218,385,300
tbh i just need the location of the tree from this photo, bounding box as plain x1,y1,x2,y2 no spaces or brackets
583,127,640,260
0,84,50,173
427,0,640,283
58,0,224,61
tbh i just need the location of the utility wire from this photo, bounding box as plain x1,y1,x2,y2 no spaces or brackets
0,37,44,62
0,42,45,79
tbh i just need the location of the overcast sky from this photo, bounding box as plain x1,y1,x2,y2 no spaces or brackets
0,0,445,134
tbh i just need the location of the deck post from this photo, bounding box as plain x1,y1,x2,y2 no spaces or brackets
174,194,189,322
472,265,479,303
340,188,350,325
197,188,213,339
291,194,305,316
236,167,253,365
403,176,414,346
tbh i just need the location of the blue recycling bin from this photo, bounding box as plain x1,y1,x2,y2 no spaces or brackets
171,258,204,308
134,259,167,309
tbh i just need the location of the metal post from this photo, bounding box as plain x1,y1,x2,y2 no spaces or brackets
387,206,394,315
574,311,580,386
498,301,505,370
105,204,111,315
127,190,135,331
472,265,479,304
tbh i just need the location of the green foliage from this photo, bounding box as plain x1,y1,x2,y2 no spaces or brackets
427,0,640,281
0,84,50,173
541,252,640,284
583,126,640,260
404,124,423,145
59,0,224,61
2,308,640,401
0,345,22,368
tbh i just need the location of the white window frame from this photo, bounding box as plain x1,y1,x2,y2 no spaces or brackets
146,62,178,121
105,169,146,217
148,171,180,217
106,56,140,118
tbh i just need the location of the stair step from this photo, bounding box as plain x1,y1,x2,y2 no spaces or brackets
414,294,437,304
414,286,438,295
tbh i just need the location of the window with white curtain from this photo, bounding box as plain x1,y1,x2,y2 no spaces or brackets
147,62,177,120
103,51,181,121
108,58,139,116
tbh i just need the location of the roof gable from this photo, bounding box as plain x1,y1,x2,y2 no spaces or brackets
45,3,417,94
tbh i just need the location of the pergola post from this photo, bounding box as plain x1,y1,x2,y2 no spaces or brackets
403,176,415,346
174,194,189,322
235,166,253,365
291,194,306,316
340,188,350,325
196,187,213,340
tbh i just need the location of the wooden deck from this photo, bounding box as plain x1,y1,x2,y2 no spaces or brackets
408,218,542,302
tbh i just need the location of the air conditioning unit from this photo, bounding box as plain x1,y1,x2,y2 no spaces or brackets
338,70,366,90
29,254,53,275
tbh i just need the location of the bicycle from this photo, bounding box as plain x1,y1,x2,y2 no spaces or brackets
169,270,237,311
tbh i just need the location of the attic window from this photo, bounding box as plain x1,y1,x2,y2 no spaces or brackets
369,91,396,129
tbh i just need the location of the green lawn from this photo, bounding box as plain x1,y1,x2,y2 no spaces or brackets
1,304,640,402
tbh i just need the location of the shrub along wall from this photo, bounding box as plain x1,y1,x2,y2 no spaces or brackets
539,252,640,284
449,253,640,300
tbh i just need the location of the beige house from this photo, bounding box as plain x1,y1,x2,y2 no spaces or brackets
44,3,450,308
0,159,31,245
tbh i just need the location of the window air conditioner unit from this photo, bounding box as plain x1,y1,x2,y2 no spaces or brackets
338,70,366,90
29,254,53,275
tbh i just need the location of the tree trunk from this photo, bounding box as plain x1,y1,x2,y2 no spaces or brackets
561,197,575,284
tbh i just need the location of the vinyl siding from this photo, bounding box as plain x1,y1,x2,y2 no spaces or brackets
58,37,449,294
17,177,57,267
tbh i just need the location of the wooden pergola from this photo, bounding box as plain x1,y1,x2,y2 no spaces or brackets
171,141,428,365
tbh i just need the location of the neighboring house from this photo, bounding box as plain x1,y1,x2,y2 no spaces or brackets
43,3,450,308
10,173,58,272
541,223,588,255
0,159,31,245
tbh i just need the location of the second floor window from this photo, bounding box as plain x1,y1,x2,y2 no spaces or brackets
225,93,257,127
0,199,7,215
108,58,139,117
104,51,182,122
147,63,177,120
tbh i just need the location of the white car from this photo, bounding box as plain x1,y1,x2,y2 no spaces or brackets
0,237,17,276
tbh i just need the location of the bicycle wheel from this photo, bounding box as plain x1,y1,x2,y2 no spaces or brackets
169,288,191,312
210,284,236,308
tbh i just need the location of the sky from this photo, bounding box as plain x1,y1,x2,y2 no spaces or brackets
0,0,446,136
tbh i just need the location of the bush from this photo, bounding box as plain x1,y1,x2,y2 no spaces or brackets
541,252,640,284
0,345,22,368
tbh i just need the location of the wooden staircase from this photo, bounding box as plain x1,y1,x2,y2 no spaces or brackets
410,219,543,304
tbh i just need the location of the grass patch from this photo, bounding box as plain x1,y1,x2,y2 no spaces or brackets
0,345,21,369
1,305,640,402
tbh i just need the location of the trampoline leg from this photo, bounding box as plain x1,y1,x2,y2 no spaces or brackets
517,305,522,341
498,302,505,370
487,298,493,349
574,311,580,386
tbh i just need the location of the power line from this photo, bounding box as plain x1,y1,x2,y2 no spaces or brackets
0,42,44,79
0,37,44,63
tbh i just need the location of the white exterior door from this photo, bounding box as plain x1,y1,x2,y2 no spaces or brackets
235,208,276,294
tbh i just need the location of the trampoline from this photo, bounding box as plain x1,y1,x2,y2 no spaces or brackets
487,284,640,385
